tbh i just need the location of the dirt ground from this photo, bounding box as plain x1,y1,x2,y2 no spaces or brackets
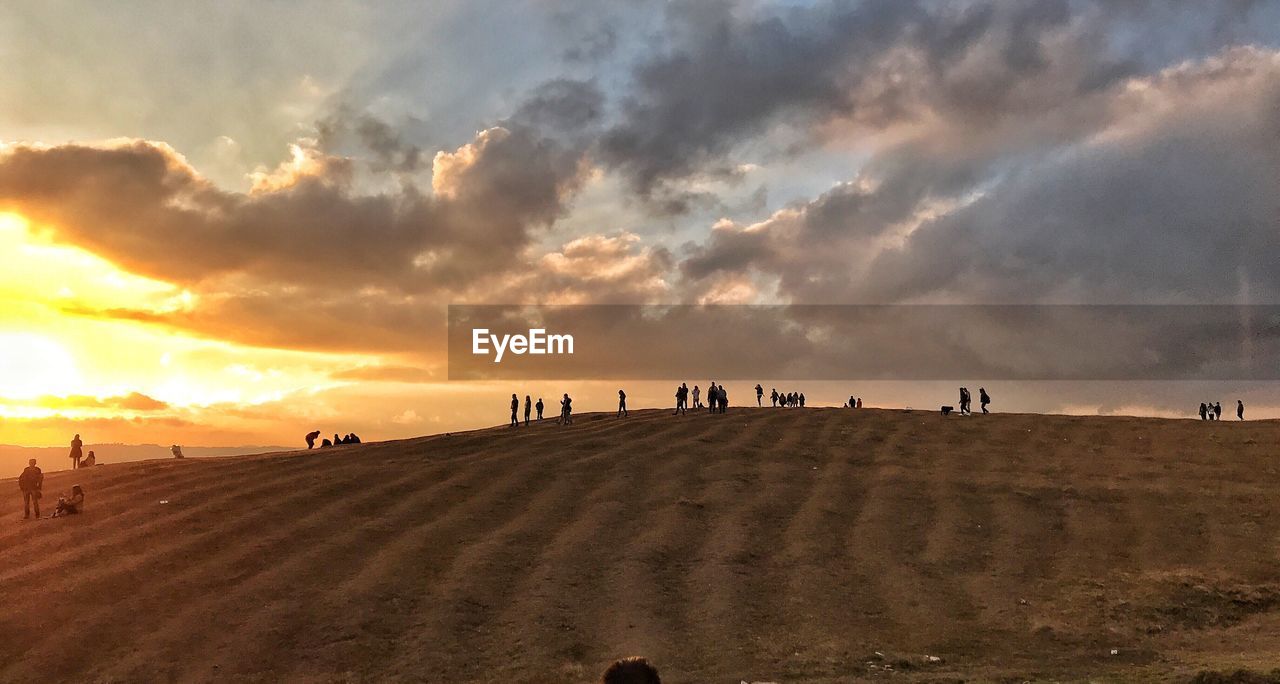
2,407,1279,682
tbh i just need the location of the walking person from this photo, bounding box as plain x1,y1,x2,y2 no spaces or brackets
1214,402,1223,420
979,387,991,414
536,397,544,421
510,394,519,427
19,459,42,520
69,433,83,470
618,389,628,418
524,395,532,427
771,388,779,407
958,388,969,415
1238,399,1245,420
755,384,763,407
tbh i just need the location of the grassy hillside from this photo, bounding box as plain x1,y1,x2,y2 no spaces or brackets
1,407,1278,682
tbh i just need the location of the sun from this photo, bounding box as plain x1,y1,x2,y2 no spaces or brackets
0,332,81,399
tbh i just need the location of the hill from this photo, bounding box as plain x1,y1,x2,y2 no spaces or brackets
1,408,1278,682
0,443,293,475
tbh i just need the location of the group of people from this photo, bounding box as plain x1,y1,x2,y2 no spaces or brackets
845,396,863,408
510,394,576,426
18,458,86,520
957,387,992,415
305,431,363,448
772,389,805,407
67,433,97,469
1200,400,1244,421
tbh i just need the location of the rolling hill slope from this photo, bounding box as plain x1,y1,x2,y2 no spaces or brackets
2,407,1278,682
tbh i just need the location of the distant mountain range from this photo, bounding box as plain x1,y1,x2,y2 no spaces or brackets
0,443,293,476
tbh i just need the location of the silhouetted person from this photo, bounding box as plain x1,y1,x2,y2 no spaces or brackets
849,395,855,408
81,451,96,467
171,445,184,459
524,395,532,426
536,397,544,421
1199,402,1208,420
959,388,970,415
350,433,361,444
755,384,763,406
979,387,991,414
618,389,628,418
69,433,83,470
718,386,728,413
51,485,84,517
1214,402,1223,420
601,656,661,684
560,393,573,424
692,385,701,409
771,388,779,407
1238,400,1245,420
321,438,333,447
510,394,519,427
674,383,687,415
799,392,805,408
305,430,321,449
19,459,42,520
856,397,862,408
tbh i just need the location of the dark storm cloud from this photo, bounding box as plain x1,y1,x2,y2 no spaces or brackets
598,0,1274,202
678,47,1280,306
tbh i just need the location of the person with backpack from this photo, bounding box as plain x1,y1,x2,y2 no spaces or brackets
559,394,573,424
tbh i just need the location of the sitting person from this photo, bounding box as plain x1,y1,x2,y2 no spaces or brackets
81,450,97,467
171,445,184,459
349,433,361,444
321,438,333,447
51,485,85,517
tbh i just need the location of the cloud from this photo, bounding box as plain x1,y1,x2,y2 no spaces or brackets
598,0,1274,206
679,47,1280,307
0,392,170,411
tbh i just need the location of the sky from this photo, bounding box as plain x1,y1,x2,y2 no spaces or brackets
2,0,1279,447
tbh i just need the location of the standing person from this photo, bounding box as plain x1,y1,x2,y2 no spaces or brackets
1199,402,1208,420
524,395,532,427
856,397,863,409
618,389,628,418
1238,399,1245,420
771,388,779,407
692,385,701,409
69,433,83,470
674,383,687,415
1214,402,1223,420
979,387,991,414
799,392,806,408
19,459,42,520
849,395,856,408
560,393,573,425
536,397,545,421
755,384,763,407
718,386,728,413
510,394,519,427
